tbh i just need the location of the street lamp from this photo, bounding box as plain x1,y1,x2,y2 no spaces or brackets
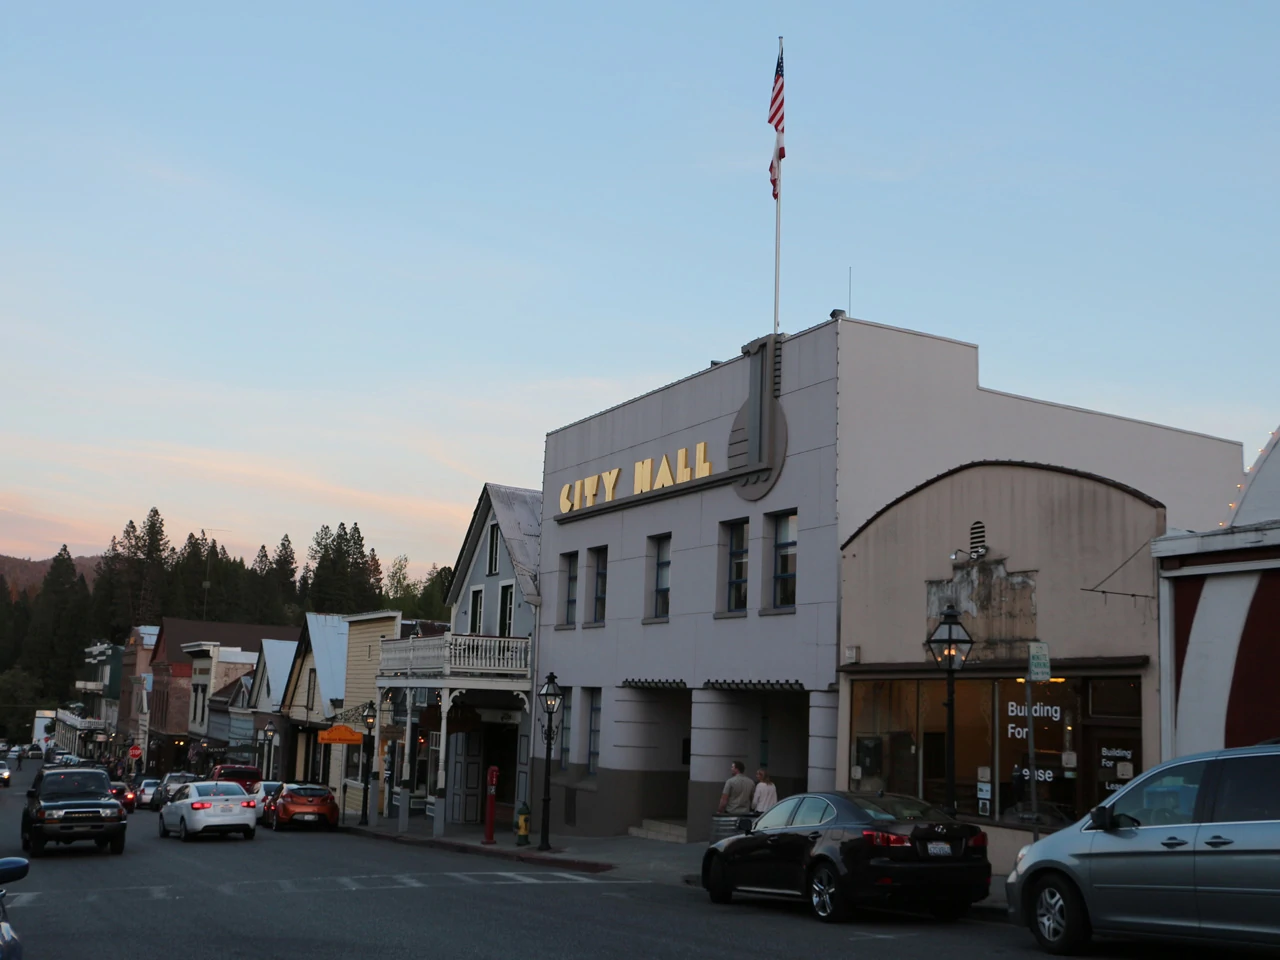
360,701,377,826
263,721,276,779
926,604,973,815
536,673,564,852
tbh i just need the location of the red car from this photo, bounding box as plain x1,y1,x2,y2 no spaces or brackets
209,764,263,790
265,783,339,830
109,781,137,813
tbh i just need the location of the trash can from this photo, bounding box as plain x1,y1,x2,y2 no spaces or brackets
708,814,751,844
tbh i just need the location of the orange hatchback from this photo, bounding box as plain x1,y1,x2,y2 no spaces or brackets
265,783,339,830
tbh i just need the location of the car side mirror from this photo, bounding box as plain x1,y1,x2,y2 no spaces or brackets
1089,805,1115,831
25,789,34,799
736,816,754,835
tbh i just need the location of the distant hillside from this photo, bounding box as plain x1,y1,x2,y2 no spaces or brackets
0,554,100,595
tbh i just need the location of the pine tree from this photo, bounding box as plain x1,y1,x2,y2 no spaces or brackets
21,546,91,697
420,565,454,620
366,548,384,608
0,575,16,673
137,507,170,624
272,534,298,604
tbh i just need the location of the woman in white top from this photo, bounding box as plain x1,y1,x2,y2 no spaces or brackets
752,768,778,813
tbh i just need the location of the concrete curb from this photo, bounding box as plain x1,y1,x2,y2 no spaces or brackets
345,826,616,874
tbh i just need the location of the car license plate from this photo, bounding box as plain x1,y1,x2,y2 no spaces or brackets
300,814,317,821
219,805,232,813
927,841,952,857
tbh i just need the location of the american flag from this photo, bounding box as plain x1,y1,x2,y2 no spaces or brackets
768,43,785,200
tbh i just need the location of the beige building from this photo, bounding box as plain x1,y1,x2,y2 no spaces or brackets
837,461,1165,874
340,610,403,819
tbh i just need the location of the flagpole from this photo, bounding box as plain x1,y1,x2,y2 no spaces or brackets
773,35,783,338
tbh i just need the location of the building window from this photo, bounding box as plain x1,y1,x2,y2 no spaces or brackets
760,705,770,767
487,523,500,576
469,587,484,634
727,520,749,612
562,553,578,625
306,669,316,711
191,688,200,723
591,547,608,622
559,690,572,771
498,584,514,637
772,513,797,607
653,536,671,618
587,689,602,775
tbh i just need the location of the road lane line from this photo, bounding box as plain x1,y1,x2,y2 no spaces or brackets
335,877,362,890
446,873,482,884
547,872,595,883
393,874,424,887
497,873,541,884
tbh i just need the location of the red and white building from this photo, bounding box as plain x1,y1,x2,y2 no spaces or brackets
1154,426,1280,758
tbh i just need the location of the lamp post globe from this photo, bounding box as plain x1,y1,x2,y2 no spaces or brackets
925,604,972,815
537,673,563,851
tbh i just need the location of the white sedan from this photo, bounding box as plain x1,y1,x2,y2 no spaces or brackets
158,781,257,841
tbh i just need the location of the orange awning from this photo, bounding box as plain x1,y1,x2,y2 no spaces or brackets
318,724,365,745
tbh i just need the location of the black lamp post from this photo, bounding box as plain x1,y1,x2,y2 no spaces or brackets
360,701,377,826
263,721,276,779
925,604,973,815
536,673,564,852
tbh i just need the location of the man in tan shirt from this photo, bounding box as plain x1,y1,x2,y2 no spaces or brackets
717,761,756,816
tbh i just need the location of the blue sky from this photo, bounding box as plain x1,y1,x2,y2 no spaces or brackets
2,2,1277,570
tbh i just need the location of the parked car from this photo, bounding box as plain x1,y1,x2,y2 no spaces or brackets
246,781,282,821
20,767,127,856
151,772,198,811
158,781,256,841
0,763,11,789
1008,743,1280,953
0,857,29,959
265,783,339,830
135,779,161,808
702,792,991,922
25,746,41,759
4,749,19,762
109,782,136,813
210,765,263,790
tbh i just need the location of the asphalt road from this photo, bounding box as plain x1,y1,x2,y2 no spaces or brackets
0,763,1266,959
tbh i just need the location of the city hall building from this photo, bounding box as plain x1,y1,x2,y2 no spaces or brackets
534,314,1243,841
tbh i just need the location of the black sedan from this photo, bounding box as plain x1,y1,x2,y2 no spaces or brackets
702,792,991,922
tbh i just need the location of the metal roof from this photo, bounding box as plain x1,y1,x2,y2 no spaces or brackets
448,483,543,606
1232,425,1280,527
304,613,349,709
258,639,298,712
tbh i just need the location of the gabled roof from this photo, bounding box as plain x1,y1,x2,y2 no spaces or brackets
1232,425,1280,527
282,614,349,718
448,483,543,606
210,675,251,706
150,618,300,667
248,639,297,713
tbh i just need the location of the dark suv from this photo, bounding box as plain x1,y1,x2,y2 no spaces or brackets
21,767,126,857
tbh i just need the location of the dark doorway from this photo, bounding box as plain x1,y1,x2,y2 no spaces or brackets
482,723,519,806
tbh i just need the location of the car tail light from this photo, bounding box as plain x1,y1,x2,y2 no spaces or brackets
862,830,910,847
191,802,213,810
241,800,256,808
970,831,988,847
126,793,135,800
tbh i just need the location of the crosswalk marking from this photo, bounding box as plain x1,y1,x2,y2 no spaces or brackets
4,870,647,909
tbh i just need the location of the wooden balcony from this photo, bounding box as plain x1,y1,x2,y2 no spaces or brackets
379,634,531,683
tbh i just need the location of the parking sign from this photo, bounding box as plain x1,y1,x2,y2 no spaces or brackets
1028,642,1051,682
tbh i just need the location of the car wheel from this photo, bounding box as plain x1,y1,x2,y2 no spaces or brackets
808,861,852,923
928,901,970,922
1030,873,1091,955
705,855,733,904
179,818,192,843
244,827,256,841
19,826,29,853
272,813,284,831
158,815,170,838
110,834,125,855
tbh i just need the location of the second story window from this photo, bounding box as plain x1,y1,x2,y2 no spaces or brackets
592,547,608,622
306,668,317,710
563,553,579,625
727,520,749,612
653,536,671,618
487,523,500,576
773,513,798,608
559,690,572,771
498,583,514,637
469,587,485,634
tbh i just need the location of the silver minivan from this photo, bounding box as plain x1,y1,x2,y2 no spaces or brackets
1007,744,1280,953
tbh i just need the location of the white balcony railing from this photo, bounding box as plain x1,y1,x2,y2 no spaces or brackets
55,708,106,731
379,634,530,680
75,680,104,693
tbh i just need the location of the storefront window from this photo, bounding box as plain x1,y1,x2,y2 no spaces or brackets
920,680,993,817
848,675,1143,831
849,680,918,796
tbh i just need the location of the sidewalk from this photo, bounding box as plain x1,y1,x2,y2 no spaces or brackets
343,814,1009,918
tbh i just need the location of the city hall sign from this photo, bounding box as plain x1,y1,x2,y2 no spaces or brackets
559,442,713,513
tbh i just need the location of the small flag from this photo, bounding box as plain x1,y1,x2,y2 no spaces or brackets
768,42,785,200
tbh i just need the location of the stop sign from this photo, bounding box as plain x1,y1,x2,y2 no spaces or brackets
128,745,143,760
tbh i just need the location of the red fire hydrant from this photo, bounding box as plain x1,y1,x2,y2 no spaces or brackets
482,765,499,845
